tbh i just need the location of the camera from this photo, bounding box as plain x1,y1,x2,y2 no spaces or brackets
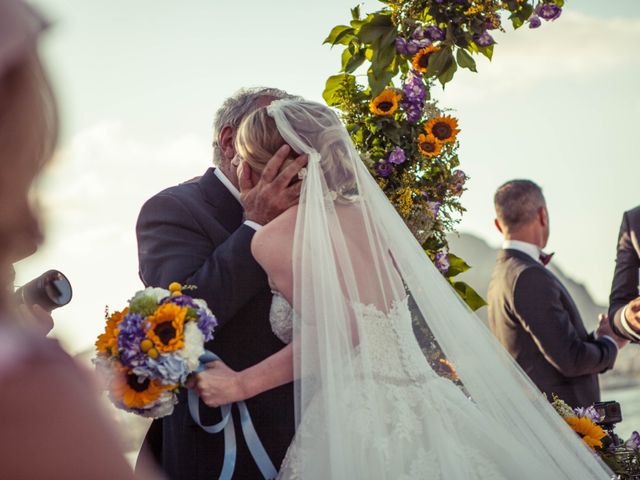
593,401,623,427
15,269,72,313
594,401,623,446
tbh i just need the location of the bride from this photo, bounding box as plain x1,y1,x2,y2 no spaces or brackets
198,98,612,479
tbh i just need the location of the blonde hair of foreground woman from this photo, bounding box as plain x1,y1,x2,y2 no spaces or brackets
0,2,156,478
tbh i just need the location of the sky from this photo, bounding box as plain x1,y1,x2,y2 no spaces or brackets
19,0,640,353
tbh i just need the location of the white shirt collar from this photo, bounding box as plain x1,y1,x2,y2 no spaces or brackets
503,239,542,264
213,168,241,203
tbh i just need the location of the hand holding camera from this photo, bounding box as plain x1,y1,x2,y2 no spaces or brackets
14,270,72,335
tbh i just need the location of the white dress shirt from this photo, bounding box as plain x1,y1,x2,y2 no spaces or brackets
503,239,618,352
214,168,262,231
620,305,640,341
502,239,542,264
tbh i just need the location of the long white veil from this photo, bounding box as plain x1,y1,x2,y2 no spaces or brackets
267,99,611,479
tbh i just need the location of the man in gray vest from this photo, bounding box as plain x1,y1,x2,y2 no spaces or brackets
488,179,626,407
608,206,640,342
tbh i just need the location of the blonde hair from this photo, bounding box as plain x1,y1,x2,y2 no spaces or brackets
235,106,296,174
212,87,294,166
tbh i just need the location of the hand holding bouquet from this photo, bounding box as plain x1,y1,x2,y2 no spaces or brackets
94,282,217,418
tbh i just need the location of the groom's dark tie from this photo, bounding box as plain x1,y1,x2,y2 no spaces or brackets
539,252,554,266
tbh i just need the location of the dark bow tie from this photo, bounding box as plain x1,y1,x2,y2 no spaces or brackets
539,252,554,266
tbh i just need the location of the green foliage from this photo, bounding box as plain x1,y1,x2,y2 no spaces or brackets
322,0,566,311
449,280,488,311
129,295,158,317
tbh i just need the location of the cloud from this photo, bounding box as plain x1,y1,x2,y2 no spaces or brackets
17,123,212,353
437,11,640,102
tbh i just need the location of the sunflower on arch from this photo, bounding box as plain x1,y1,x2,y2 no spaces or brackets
418,115,460,158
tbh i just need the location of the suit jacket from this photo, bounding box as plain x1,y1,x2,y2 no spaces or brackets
488,249,617,407
608,206,640,341
135,168,294,479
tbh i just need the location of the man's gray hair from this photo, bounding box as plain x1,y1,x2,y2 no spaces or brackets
494,179,546,231
212,87,295,165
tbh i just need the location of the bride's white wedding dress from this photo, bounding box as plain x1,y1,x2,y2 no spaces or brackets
258,98,612,479
270,293,534,479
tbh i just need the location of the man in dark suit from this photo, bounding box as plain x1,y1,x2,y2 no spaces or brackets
608,206,640,342
488,180,626,407
135,87,305,479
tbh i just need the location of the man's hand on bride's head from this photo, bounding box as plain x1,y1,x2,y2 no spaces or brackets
239,145,308,225
187,360,249,408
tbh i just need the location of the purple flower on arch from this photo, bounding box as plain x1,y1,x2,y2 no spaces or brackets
435,251,450,274
536,3,562,21
425,25,445,42
528,15,542,29
426,200,442,219
403,102,422,123
450,170,467,196
402,70,426,103
387,147,406,165
412,26,426,41
376,162,393,178
473,32,494,48
395,37,410,55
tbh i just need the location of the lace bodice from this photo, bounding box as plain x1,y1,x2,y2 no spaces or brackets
270,292,293,344
269,293,435,382
352,299,435,382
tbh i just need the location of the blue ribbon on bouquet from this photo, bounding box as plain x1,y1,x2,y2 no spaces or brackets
188,350,278,480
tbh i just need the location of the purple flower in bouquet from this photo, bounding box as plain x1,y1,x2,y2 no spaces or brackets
627,431,640,449
528,15,542,29
165,294,197,308
425,25,445,42
626,431,640,449
117,313,147,368
395,36,410,55
376,162,393,178
197,308,218,342
574,406,601,423
473,32,495,47
536,3,562,21
435,251,450,274
387,147,406,165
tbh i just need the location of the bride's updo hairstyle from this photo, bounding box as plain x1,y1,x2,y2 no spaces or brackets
236,102,359,202
235,106,296,174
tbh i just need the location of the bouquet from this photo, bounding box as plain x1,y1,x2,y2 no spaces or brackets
552,396,640,479
94,282,217,418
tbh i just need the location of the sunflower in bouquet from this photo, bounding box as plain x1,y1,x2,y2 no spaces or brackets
94,282,217,418
552,396,640,478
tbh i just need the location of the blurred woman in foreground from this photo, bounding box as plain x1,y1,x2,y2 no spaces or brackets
0,1,153,477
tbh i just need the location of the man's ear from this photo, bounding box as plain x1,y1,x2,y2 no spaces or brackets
218,125,235,161
539,206,548,227
494,218,504,234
